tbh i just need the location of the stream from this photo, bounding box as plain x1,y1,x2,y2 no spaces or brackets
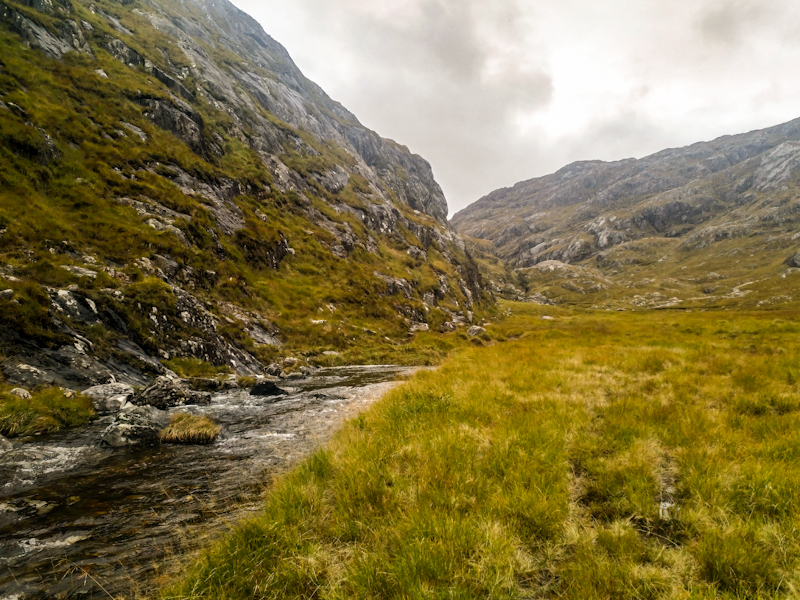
0,365,416,599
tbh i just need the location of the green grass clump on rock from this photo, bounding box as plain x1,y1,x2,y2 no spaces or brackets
0,387,95,437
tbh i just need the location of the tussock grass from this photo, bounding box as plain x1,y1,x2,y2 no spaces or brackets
164,304,800,598
0,387,95,437
160,413,220,445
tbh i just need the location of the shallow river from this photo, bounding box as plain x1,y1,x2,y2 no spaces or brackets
0,365,416,599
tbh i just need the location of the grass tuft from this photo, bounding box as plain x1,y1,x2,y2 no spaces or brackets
159,413,220,444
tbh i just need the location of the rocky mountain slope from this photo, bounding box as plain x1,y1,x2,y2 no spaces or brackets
452,119,800,309
0,0,484,389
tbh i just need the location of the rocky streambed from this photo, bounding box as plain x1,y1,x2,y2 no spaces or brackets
0,365,417,599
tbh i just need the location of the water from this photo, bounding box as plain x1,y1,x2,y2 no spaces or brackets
0,366,416,599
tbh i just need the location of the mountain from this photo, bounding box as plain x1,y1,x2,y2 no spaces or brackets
452,119,800,310
0,0,484,389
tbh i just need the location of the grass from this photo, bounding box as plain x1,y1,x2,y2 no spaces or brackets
0,387,95,437
164,303,800,599
159,413,220,444
163,357,233,379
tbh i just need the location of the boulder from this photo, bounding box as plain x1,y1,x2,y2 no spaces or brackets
785,253,800,268
9,388,31,399
131,376,211,410
0,289,13,299
0,435,12,452
265,363,282,376
249,381,287,397
467,326,486,337
439,322,457,333
100,405,170,447
82,383,135,415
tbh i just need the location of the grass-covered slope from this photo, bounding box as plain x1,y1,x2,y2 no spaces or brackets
0,0,486,389
166,304,800,599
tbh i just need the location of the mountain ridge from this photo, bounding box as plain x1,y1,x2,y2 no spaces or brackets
452,117,800,309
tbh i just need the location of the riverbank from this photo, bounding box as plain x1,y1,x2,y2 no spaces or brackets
165,304,800,599
0,366,420,598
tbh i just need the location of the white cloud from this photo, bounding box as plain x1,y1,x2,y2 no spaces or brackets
232,0,800,216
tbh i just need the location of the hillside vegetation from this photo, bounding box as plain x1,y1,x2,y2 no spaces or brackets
166,303,800,599
0,0,485,390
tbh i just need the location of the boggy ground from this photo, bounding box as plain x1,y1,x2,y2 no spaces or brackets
166,303,800,599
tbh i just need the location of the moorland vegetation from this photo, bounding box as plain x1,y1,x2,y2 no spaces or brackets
166,303,800,599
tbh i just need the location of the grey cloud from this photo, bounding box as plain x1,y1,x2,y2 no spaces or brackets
234,0,800,215
290,0,553,210
697,1,767,45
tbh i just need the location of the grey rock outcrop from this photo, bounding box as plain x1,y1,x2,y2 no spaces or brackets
249,381,287,397
131,376,211,410
467,326,486,337
0,434,12,452
82,383,135,415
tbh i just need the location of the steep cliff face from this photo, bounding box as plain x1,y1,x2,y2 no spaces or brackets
0,0,483,388
452,119,800,309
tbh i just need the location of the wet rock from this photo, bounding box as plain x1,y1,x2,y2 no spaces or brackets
82,383,134,415
132,376,211,410
265,363,282,377
0,434,12,452
9,387,31,399
467,326,486,337
249,381,287,397
100,405,169,447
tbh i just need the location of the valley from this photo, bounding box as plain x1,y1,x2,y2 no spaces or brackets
1,0,799,598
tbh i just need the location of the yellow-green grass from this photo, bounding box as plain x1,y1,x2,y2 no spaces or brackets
164,304,800,599
163,357,234,379
0,387,95,437
160,413,220,445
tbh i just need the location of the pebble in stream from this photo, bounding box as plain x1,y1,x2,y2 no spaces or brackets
0,366,416,599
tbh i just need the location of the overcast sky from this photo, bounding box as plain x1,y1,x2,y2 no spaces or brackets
232,0,800,217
